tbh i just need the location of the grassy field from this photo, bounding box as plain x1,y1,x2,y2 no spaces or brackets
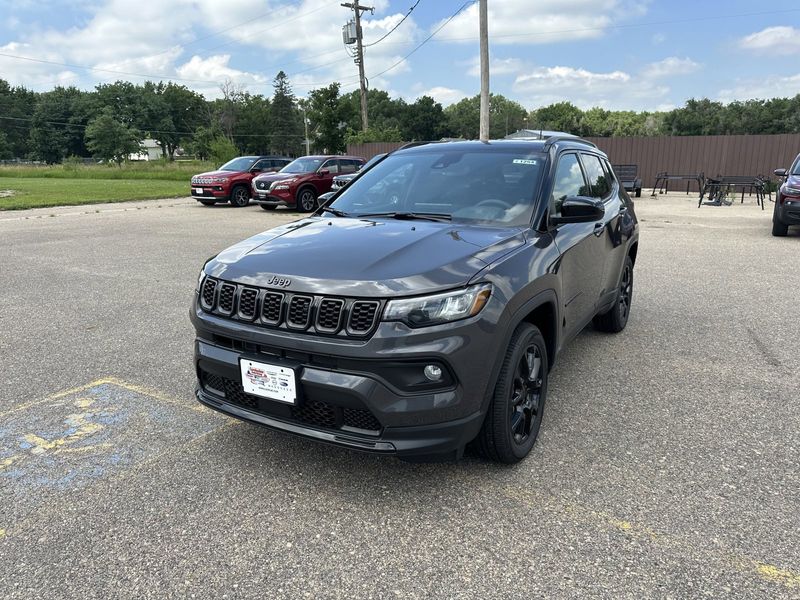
0,161,214,210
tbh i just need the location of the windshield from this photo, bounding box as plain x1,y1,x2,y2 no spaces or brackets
329,150,545,226
792,156,800,175
282,157,325,174
220,157,258,172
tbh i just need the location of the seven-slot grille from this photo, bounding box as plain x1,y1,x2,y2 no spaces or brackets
199,277,380,337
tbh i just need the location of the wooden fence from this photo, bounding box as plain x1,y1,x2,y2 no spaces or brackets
348,134,800,192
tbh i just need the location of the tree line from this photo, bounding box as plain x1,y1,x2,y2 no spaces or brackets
2,72,800,164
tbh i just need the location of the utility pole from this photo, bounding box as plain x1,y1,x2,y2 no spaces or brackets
342,1,373,131
478,0,490,141
302,105,310,155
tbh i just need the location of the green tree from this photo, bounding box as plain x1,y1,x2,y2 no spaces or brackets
344,126,404,144
85,107,142,165
530,101,584,134
306,83,352,153
30,86,91,162
268,71,303,156
0,130,12,159
444,93,528,139
0,79,38,158
208,135,238,164
400,96,446,140
235,94,271,154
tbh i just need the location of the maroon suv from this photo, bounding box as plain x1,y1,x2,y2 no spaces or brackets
191,155,292,207
252,155,365,212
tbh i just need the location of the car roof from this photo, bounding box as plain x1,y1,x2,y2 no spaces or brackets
391,138,603,157
299,155,365,160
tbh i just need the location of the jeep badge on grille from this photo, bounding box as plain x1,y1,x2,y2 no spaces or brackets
266,275,291,288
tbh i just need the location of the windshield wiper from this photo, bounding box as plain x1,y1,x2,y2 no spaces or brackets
322,206,351,218
355,211,452,222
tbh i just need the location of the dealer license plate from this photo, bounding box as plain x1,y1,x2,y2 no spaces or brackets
239,358,296,404
194,188,204,194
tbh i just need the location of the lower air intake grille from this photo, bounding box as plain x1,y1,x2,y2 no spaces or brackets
199,370,382,434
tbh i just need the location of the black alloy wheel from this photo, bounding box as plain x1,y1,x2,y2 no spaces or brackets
475,322,548,463
593,255,634,333
230,186,250,207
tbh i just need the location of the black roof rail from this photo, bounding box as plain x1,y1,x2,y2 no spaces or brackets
542,136,597,150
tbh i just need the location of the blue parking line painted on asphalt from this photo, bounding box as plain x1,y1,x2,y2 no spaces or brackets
0,381,223,498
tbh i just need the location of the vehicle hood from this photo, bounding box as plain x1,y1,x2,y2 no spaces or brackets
204,217,527,296
253,172,307,184
192,170,242,179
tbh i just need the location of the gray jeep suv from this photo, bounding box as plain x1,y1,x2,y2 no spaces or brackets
191,138,639,463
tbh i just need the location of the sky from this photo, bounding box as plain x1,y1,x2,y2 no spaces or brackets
1,0,799,112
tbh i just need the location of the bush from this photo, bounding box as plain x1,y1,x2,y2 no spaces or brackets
208,136,239,165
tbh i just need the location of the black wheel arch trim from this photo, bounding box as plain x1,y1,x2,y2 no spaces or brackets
478,288,560,416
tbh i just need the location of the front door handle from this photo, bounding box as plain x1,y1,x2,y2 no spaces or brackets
593,222,605,237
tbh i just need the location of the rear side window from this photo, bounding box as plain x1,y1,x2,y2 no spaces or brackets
581,153,611,199
551,153,586,216
339,159,360,174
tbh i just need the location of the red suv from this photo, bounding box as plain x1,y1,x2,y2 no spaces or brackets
191,156,292,207
252,155,365,212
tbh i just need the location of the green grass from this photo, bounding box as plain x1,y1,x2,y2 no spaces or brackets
0,161,216,182
0,177,189,210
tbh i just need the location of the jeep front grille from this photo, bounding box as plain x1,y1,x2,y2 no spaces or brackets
199,277,381,338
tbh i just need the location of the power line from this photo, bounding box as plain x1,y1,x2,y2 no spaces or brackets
363,0,422,48
0,115,303,138
367,0,474,81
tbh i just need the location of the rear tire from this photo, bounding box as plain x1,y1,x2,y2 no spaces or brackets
594,255,633,333
772,220,789,237
635,188,642,198
296,187,317,212
475,323,548,464
229,185,250,207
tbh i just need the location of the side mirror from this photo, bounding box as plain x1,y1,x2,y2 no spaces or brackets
774,168,787,177
550,196,605,225
318,169,330,176
317,191,335,207
250,167,261,174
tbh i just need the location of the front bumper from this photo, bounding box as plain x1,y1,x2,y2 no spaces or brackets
776,196,800,225
253,188,293,207
191,295,505,458
191,185,229,202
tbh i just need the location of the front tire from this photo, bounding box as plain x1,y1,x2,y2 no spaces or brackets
772,220,788,237
229,185,250,207
594,255,633,333
296,187,317,212
476,323,548,464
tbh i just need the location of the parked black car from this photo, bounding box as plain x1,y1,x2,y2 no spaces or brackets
773,154,800,236
191,137,639,463
330,153,387,192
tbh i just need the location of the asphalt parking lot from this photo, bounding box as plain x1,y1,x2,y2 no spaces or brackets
1,193,798,599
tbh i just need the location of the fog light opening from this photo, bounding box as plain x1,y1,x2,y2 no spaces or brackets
423,365,443,382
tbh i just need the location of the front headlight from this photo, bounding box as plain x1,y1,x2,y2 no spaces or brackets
383,284,492,327
783,185,800,196
271,179,295,191
196,269,205,293
211,177,229,183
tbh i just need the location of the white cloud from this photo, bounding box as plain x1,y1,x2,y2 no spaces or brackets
740,26,800,56
641,57,700,79
466,57,526,77
0,0,422,97
718,73,800,103
415,86,466,107
435,0,649,45
652,33,666,45
512,65,673,110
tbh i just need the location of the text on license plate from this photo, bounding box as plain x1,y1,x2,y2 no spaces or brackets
239,358,296,404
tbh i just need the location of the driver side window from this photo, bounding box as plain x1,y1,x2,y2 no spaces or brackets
321,160,339,174
551,153,588,216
